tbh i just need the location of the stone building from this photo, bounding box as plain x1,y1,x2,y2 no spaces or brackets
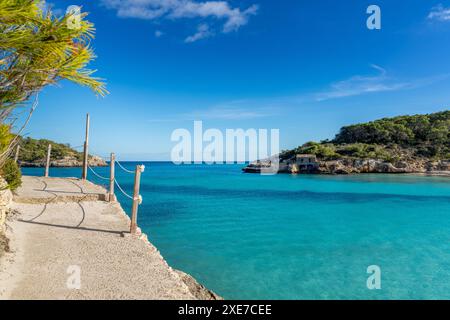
295,154,319,171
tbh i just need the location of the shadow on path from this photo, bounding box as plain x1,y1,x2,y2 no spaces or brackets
18,219,126,235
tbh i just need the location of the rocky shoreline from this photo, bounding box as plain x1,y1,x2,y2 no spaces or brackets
0,178,12,258
244,158,450,176
19,155,107,168
316,158,450,175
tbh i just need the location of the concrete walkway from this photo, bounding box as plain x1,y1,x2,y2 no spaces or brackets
0,176,216,300
13,176,108,203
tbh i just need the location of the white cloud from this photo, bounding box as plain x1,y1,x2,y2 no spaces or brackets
101,0,258,41
144,69,449,124
155,30,164,37
38,0,64,16
185,24,214,43
184,105,277,120
428,4,450,21
147,103,278,122
315,65,413,101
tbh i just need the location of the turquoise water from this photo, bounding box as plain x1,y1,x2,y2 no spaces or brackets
22,163,450,299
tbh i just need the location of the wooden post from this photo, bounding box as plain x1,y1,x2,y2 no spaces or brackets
109,153,115,202
45,144,51,177
82,113,90,180
14,145,20,163
130,165,143,234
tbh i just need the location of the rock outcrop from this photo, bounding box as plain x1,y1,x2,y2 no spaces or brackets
20,155,107,168
244,158,450,175
317,159,450,174
0,177,13,256
0,177,12,230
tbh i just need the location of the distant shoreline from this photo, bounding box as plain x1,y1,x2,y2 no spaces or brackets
408,171,450,177
18,155,107,168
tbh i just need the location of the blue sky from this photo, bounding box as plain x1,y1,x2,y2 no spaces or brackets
21,0,450,160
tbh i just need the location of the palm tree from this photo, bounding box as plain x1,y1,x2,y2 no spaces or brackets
0,0,107,162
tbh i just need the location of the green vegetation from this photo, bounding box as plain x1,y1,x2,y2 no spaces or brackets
0,0,107,111
17,137,83,163
0,0,106,162
0,124,13,155
0,124,17,189
0,1,107,189
1,159,21,190
282,111,450,162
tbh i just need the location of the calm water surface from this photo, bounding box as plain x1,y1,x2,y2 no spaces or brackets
22,163,450,299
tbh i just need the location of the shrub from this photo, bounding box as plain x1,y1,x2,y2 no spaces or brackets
1,159,22,191
293,142,339,160
333,111,449,158
0,125,13,155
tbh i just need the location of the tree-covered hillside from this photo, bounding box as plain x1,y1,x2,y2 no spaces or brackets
17,137,83,163
283,110,450,162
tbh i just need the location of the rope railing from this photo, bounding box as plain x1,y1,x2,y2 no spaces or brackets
114,178,134,200
87,149,110,160
17,147,35,154
16,142,44,153
15,143,85,166
114,179,143,203
15,143,85,156
86,153,145,234
88,165,110,180
13,144,50,171
116,160,135,174
13,113,145,235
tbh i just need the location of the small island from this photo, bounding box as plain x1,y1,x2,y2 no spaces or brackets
244,110,450,175
16,137,107,168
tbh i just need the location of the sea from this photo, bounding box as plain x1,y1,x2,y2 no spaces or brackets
21,162,450,299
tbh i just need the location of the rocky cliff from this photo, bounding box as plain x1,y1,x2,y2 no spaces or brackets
244,158,450,175
244,111,450,176
0,177,13,257
17,137,108,168
316,159,450,175
20,155,107,168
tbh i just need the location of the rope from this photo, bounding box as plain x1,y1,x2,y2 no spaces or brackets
88,165,110,180
114,179,134,200
18,143,84,153
17,147,35,154
87,149,111,161
116,160,135,174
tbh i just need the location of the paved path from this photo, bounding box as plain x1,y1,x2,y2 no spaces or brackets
0,176,215,300
13,176,108,203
